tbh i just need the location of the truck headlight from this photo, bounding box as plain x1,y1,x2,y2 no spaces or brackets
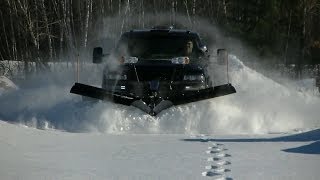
124,56,139,64
183,74,205,81
171,57,190,64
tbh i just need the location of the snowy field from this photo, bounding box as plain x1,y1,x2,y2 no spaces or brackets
0,121,319,180
0,56,319,179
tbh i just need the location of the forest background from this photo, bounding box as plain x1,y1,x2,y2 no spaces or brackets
0,0,319,79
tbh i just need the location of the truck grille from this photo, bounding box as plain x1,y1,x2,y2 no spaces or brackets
126,67,182,81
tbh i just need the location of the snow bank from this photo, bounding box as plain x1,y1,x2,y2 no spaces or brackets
0,56,319,134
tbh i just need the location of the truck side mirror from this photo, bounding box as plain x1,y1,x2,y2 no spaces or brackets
93,47,103,64
217,49,228,65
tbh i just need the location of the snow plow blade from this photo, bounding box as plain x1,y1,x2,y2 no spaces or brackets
131,100,174,116
70,83,136,105
170,84,236,106
70,83,236,115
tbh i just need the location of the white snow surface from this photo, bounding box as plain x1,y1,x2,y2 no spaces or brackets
0,121,319,180
0,55,320,179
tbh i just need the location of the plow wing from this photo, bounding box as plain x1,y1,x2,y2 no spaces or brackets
70,83,137,105
170,84,236,106
70,82,236,115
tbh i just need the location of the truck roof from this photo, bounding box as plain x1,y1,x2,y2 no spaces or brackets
122,28,200,38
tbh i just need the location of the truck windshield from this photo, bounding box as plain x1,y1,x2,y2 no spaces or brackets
116,34,200,59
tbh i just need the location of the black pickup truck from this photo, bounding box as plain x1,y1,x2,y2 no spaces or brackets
71,26,236,115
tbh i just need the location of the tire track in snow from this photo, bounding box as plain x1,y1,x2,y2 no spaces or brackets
199,136,232,179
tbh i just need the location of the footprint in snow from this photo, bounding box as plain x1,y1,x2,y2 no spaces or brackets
206,150,221,154
213,176,233,180
214,168,231,173
205,165,219,170
206,150,231,157
208,146,227,150
211,143,224,147
207,157,222,162
201,171,221,177
215,160,231,166
202,172,233,180
214,153,231,158
205,166,231,173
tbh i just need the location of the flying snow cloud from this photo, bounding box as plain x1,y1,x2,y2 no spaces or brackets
0,14,319,134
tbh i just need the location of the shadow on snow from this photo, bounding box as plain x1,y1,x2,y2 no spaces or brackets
182,129,320,155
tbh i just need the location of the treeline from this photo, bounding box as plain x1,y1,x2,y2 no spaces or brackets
0,0,319,69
